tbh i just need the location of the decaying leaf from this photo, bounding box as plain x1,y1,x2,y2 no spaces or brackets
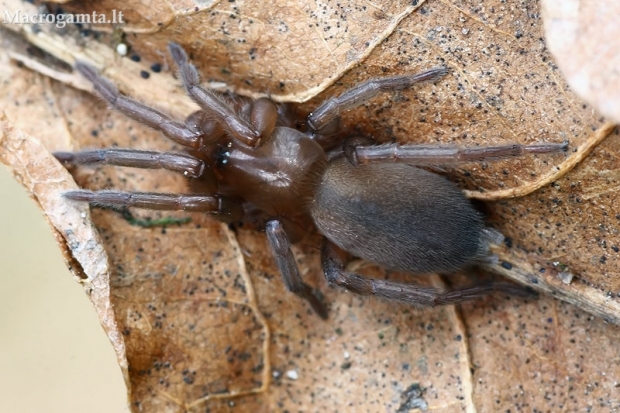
542,0,620,124
2,0,620,411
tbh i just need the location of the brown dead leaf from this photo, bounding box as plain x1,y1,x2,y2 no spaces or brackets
2,0,620,412
55,0,423,101
542,0,620,124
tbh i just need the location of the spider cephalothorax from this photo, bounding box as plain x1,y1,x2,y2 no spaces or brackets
56,43,567,319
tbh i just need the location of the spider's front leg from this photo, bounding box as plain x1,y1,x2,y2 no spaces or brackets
75,63,202,149
321,241,527,307
54,143,239,218
54,149,205,178
307,67,447,138
64,190,243,222
168,43,274,148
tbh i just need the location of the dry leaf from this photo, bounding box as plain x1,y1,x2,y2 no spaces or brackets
2,0,620,412
542,0,620,123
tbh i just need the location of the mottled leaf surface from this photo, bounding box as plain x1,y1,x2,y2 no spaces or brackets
1,0,620,411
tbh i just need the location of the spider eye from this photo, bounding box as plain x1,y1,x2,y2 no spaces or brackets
215,147,231,167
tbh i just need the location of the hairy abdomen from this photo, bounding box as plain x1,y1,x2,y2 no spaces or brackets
311,159,485,274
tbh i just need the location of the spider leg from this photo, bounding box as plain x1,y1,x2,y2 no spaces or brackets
75,63,202,149
64,190,243,221
54,149,205,178
307,67,447,134
321,241,526,307
350,141,569,165
266,220,328,319
168,43,262,147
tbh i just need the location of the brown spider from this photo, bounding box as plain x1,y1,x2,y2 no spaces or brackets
55,43,568,319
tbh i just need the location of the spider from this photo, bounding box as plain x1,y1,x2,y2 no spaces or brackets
55,43,568,319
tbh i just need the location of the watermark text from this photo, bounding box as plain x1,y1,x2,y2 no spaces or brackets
4,10,125,29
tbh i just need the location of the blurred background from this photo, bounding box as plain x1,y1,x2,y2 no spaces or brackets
0,166,128,412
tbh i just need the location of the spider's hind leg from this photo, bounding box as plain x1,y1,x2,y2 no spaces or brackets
321,240,527,307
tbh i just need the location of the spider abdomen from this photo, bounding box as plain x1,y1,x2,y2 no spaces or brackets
311,158,486,274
